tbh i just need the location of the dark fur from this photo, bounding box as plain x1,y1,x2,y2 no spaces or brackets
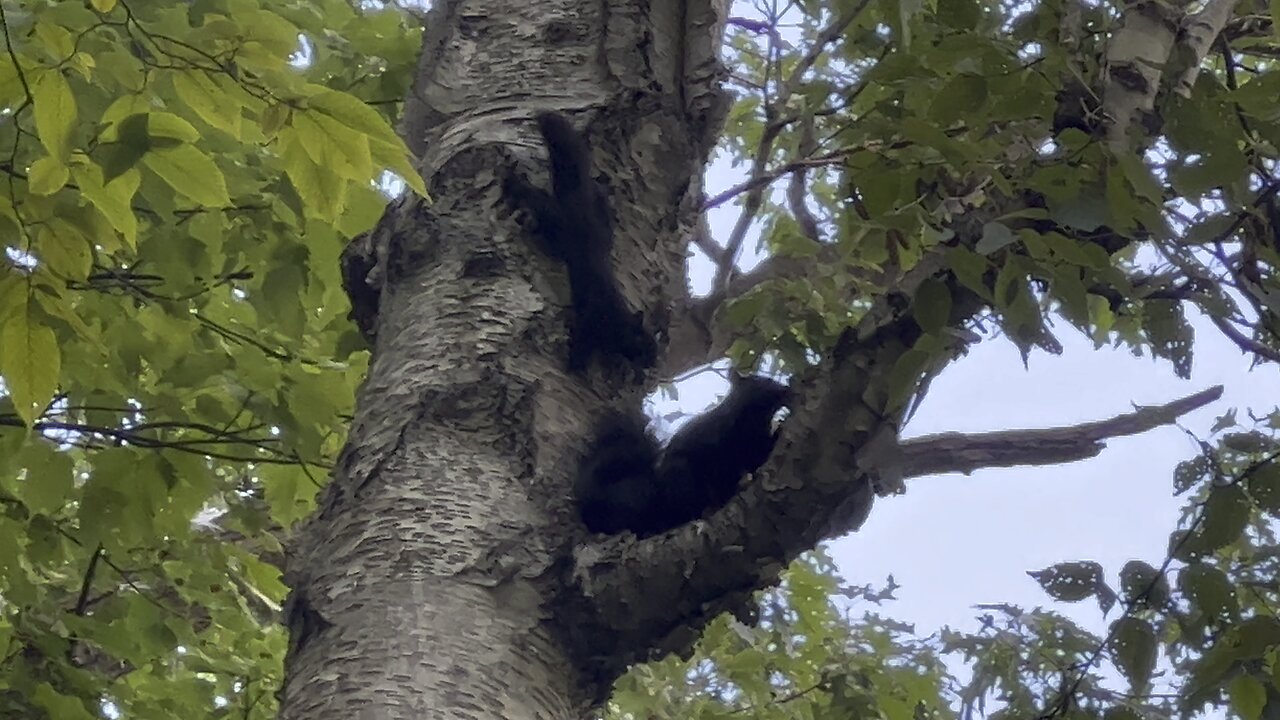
504,113,656,373
575,412,662,535
577,375,792,537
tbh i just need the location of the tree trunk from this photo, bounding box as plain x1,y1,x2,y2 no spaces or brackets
281,1,733,716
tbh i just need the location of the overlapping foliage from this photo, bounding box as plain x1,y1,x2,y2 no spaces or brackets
0,0,1277,717
0,1,421,716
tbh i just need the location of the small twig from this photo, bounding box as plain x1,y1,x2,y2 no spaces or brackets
712,2,869,290
74,545,104,615
1206,312,1280,364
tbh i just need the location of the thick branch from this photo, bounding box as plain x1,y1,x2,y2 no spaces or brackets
1172,0,1242,97
899,385,1224,478
1102,0,1181,150
571,278,982,680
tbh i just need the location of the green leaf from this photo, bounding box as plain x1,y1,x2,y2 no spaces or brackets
1114,153,1163,205
241,8,303,55
1050,189,1109,232
1048,266,1089,327
306,87,406,152
1028,561,1106,602
1179,563,1239,624
260,254,308,340
1118,560,1167,608
261,464,321,527
886,346,932,410
946,247,991,300
1181,484,1250,557
80,448,149,551
912,278,951,334
16,441,73,515
62,202,123,256
32,70,77,160
281,128,348,220
1105,163,1145,233
1227,675,1267,720
1109,617,1157,691
0,52,22,107
124,586,180,654
1141,299,1194,378
144,111,202,143
1171,144,1249,197
338,181,394,237
293,111,373,182
99,115,151,182
1247,461,1280,516
171,71,243,138
0,297,60,427
143,145,231,207
34,21,75,59
39,220,92,281
1173,455,1213,495
928,73,988,125
306,87,427,197
235,547,288,604
369,137,428,199
33,683,96,720
993,256,1025,309
73,164,140,248
28,156,69,195
1234,617,1280,658
261,102,291,137
1088,293,1114,339
975,221,1016,254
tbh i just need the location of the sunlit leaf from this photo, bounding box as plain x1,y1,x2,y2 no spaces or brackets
32,70,76,160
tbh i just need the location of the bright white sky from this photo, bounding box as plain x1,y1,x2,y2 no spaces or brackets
668,150,1280,649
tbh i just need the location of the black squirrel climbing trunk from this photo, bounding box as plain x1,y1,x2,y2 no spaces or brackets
279,0,731,717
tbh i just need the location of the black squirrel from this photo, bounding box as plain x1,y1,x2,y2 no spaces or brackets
576,375,792,537
503,112,657,373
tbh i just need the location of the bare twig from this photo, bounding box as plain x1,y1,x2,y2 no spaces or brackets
712,3,868,290
787,112,823,243
1206,313,1280,364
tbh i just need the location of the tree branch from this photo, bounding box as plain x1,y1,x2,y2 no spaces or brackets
1205,313,1280,365
1101,0,1182,150
1172,0,1242,97
571,279,984,678
899,385,1224,478
711,4,867,290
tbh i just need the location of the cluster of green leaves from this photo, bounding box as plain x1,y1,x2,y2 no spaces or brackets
718,0,1279,384
607,550,952,720
987,410,1280,719
0,0,422,716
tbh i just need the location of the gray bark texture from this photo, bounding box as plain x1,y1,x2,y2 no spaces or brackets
277,0,1225,717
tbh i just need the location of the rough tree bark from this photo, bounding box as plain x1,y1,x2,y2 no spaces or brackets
278,0,1228,717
